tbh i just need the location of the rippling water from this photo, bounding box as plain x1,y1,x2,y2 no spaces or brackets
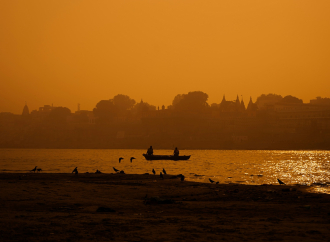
1,149,330,191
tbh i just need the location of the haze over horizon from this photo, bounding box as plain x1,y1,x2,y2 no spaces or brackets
1,1,330,114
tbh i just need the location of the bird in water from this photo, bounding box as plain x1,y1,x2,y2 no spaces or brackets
31,166,37,173
113,167,119,172
162,168,167,175
72,167,78,174
160,172,164,179
130,157,136,163
209,178,215,183
119,157,124,163
37,168,42,173
277,179,285,185
152,169,156,175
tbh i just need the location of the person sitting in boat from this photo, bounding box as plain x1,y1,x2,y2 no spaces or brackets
173,147,179,156
147,146,154,155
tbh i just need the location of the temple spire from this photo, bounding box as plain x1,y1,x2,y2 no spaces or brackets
247,96,257,112
240,98,245,111
22,103,29,116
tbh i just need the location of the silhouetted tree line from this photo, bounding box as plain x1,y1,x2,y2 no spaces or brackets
0,92,330,149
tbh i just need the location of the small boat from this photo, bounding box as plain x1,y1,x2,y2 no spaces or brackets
143,154,191,161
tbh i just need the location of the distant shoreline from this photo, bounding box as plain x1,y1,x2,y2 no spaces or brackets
0,147,329,151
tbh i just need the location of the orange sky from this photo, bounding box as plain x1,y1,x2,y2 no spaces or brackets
1,0,330,114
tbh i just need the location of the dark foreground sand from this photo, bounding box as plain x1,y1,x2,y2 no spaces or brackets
0,173,330,242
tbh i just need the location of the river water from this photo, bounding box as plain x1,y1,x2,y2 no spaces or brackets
1,149,330,192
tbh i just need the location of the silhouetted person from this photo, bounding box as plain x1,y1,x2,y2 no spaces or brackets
277,179,285,185
113,167,119,172
162,168,167,175
72,167,78,174
173,147,179,156
160,172,164,179
31,166,37,173
152,169,156,175
130,157,136,163
209,178,214,183
147,146,153,155
119,157,124,163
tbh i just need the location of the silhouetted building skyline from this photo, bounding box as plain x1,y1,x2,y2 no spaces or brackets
0,92,329,150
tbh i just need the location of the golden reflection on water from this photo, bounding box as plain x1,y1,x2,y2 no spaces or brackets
193,150,330,194
1,149,330,193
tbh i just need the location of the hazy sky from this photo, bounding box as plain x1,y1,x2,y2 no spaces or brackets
1,1,330,114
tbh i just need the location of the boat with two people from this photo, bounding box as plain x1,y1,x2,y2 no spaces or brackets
143,146,191,160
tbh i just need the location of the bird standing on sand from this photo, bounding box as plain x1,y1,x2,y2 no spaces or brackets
209,178,215,183
152,169,156,175
119,157,124,163
162,168,167,175
130,157,136,163
178,174,185,181
160,172,164,179
31,166,37,173
113,167,119,172
72,167,78,174
37,168,42,173
180,175,185,182
277,179,285,185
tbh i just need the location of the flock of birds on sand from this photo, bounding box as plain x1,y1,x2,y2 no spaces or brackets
29,157,287,185
29,157,185,182
113,157,185,181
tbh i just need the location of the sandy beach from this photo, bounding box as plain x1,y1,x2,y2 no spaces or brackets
0,172,329,241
